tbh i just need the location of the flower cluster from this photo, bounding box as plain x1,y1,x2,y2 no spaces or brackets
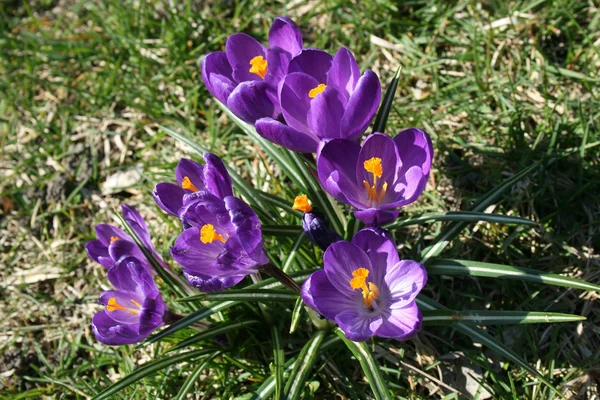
87,16,432,346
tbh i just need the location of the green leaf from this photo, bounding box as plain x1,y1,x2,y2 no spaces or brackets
282,232,306,273
335,329,391,400
143,270,318,346
420,160,542,264
289,297,304,334
92,348,215,400
174,351,221,400
428,259,600,292
271,326,284,400
384,211,536,230
177,289,299,303
261,225,302,237
167,320,261,353
284,330,328,400
372,65,402,134
248,336,341,400
416,296,565,399
422,310,585,325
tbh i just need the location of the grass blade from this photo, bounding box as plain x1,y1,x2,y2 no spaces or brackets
143,270,317,345
176,289,299,303
92,349,215,400
335,329,391,400
420,160,542,264
416,296,565,399
428,259,600,292
173,351,221,400
261,225,302,237
166,320,261,353
372,65,402,134
284,330,328,400
271,326,284,400
422,310,585,325
384,211,536,230
289,297,304,334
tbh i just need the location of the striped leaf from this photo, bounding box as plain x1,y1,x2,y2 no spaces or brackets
173,352,221,400
271,326,285,400
284,330,328,400
422,310,585,325
261,225,302,237
428,259,600,292
335,329,391,400
372,65,402,134
384,211,536,230
176,289,299,303
92,349,215,400
166,320,261,353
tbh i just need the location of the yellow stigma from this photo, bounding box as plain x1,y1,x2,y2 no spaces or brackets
362,157,388,204
249,55,268,79
349,268,380,308
181,176,199,192
106,297,141,315
292,194,312,213
110,236,119,243
200,224,227,244
308,83,327,99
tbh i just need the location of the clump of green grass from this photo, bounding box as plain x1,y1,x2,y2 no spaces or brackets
0,0,598,398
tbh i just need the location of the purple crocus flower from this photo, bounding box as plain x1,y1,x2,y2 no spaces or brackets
302,228,427,341
152,154,233,219
255,47,381,153
92,256,168,345
171,193,269,292
317,129,433,226
85,205,162,271
201,17,304,124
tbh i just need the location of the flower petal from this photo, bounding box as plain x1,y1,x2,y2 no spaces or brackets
175,158,205,190
95,224,129,246
121,204,153,252
393,128,434,175
316,139,364,207
326,47,360,98
264,46,292,88
353,208,400,226
224,196,268,265
170,226,224,271
356,133,400,193
385,260,427,306
85,240,108,264
288,49,333,84
255,117,319,153
335,310,377,342
351,227,399,286
153,182,185,216
185,272,245,293
268,16,303,56
387,165,426,208
99,289,144,325
279,72,319,134
323,241,372,296
225,33,267,83
201,52,235,104
340,70,381,141
306,86,347,140
203,152,234,199
138,292,166,335
375,302,422,341
301,270,356,320
227,80,278,124
92,310,145,345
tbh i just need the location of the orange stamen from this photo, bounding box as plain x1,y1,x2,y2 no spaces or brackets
110,236,119,243
292,194,312,213
308,83,327,99
106,297,141,315
249,55,268,79
349,268,380,308
181,176,199,192
200,224,227,244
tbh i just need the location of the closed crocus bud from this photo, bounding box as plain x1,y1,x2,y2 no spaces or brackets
293,195,342,251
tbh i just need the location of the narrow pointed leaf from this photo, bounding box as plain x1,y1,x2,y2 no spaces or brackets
177,289,299,303
335,329,391,400
271,326,284,400
428,259,600,292
92,349,215,400
282,232,305,273
372,65,402,134
143,270,317,345
416,295,565,399
422,310,585,325
167,320,261,353
289,297,304,334
420,160,542,263
384,211,536,230
174,351,221,400
261,225,303,237
284,330,327,400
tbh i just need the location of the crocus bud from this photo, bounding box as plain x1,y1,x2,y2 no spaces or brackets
302,211,343,251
